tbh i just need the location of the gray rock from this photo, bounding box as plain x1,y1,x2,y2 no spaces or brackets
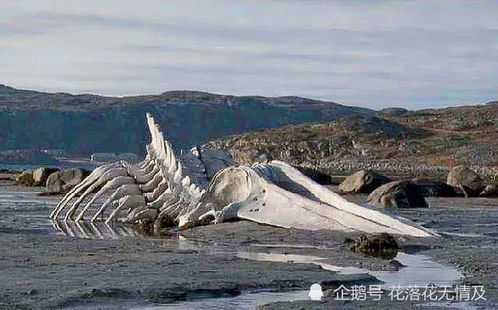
32,167,60,186
339,170,391,194
411,178,457,197
446,166,484,197
368,180,428,209
46,168,90,193
480,184,498,197
16,170,34,186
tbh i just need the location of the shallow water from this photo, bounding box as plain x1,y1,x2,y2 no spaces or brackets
131,290,310,310
237,251,463,288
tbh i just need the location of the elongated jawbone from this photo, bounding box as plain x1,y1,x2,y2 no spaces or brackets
50,113,436,238
205,161,435,237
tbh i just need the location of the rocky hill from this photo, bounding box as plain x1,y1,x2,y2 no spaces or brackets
206,105,498,179
0,84,372,156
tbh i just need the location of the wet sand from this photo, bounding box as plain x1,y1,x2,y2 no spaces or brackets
0,185,496,309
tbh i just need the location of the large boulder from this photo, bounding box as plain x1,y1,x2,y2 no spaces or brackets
446,166,484,197
45,168,90,193
411,178,457,197
32,167,60,186
339,170,391,194
368,180,428,209
16,170,34,186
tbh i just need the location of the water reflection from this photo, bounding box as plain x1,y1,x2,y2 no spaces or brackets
237,251,463,288
51,219,153,239
130,290,311,310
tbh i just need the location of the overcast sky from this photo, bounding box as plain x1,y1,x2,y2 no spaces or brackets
1,0,497,109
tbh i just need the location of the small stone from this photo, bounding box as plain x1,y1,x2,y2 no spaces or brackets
388,259,406,271
349,233,399,259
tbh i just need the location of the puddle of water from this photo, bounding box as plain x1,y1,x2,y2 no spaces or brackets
474,223,498,227
251,243,333,250
131,290,310,310
440,232,484,238
52,220,151,239
372,252,463,288
237,251,463,288
238,251,366,275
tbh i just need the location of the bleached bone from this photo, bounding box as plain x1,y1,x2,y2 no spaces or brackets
262,161,432,237
105,194,146,224
129,158,156,175
50,163,120,218
51,113,436,238
140,172,163,193
207,163,434,237
62,167,130,220
125,205,158,222
145,178,168,202
75,176,135,222
126,162,160,184
52,164,128,219
92,184,142,221
147,188,175,209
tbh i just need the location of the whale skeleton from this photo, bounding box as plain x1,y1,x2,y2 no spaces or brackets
50,113,435,237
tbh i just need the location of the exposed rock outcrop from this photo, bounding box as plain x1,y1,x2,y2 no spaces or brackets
339,170,391,194
46,168,90,194
446,165,484,197
368,180,428,209
411,178,457,197
32,167,60,186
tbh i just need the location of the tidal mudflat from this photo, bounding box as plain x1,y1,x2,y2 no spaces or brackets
0,185,496,310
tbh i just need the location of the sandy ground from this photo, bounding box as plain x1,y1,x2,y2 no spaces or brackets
0,183,496,309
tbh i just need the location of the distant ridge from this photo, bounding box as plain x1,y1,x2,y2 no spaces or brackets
0,85,373,156
0,85,366,111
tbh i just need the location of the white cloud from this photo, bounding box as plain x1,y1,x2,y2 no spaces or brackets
1,0,497,109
